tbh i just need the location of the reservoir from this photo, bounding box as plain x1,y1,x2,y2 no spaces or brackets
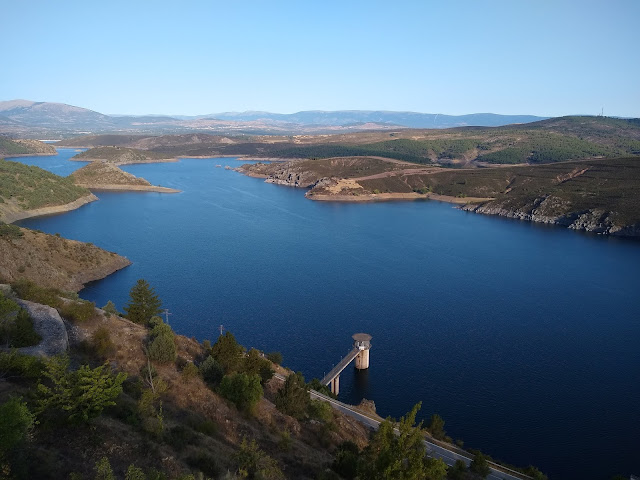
15,151,640,479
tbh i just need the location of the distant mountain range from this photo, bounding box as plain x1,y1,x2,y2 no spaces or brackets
0,99,548,138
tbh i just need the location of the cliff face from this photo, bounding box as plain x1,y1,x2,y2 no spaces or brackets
0,227,131,291
463,197,640,236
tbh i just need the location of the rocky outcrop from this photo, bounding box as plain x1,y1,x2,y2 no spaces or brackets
463,199,640,236
15,298,68,357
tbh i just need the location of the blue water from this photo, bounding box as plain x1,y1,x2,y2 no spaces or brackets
14,152,640,479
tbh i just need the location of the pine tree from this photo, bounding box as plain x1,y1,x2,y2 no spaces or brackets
124,279,162,325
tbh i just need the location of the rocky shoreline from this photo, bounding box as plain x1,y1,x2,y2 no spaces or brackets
462,203,640,237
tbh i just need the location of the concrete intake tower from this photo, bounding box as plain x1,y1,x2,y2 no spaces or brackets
321,333,372,395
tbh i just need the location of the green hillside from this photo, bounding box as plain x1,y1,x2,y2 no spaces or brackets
0,159,88,210
262,116,640,165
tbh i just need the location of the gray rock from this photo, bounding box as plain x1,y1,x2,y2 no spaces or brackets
15,299,69,357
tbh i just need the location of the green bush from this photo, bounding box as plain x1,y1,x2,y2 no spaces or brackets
0,350,44,380
10,279,61,308
92,325,115,358
242,349,274,385
199,355,224,386
9,309,41,347
95,456,115,480
0,397,35,455
218,372,263,413
0,222,23,238
233,437,284,480
125,465,147,480
427,413,446,440
274,372,309,419
58,299,96,323
332,441,360,480
470,452,491,478
36,355,127,425
180,361,199,382
266,351,283,365
145,317,176,364
308,399,332,422
211,331,244,374
102,300,119,317
185,451,220,478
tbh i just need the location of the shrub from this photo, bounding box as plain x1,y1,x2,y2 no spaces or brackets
92,325,115,358
185,451,220,478
102,300,119,317
95,456,115,480
274,372,309,419
218,373,263,413
147,333,177,364
332,441,360,480
9,309,41,347
165,425,198,452
36,355,127,425
10,279,61,308
125,465,147,480
0,350,44,380
181,361,199,382
278,430,292,452
266,351,283,365
233,437,284,480
242,349,274,385
200,355,224,386
146,319,176,364
58,299,96,323
308,399,332,422
0,397,35,455
211,331,244,374
0,222,23,238
427,413,446,440
448,459,467,480
470,452,491,478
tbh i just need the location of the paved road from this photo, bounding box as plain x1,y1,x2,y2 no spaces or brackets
274,373,530,480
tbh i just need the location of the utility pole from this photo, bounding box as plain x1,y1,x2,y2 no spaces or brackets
163,308,171,325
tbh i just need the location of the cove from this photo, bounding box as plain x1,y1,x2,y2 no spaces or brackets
15,153,640,480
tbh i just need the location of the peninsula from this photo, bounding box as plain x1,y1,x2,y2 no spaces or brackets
70,161,180,193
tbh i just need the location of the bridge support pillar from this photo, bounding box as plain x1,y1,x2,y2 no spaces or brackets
330,375,340,395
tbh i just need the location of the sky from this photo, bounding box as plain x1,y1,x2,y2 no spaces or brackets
2,0,639,117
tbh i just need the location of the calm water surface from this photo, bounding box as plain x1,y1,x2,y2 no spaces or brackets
15,152,640,479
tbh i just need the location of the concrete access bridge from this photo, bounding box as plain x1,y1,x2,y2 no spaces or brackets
321,333,371,395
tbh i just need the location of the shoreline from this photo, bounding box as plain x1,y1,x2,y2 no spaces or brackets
76,184,181,193
2,193,98,224
3,152,58,158
307,191,492,204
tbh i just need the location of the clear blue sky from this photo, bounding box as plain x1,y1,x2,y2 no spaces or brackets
2,0,638,117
